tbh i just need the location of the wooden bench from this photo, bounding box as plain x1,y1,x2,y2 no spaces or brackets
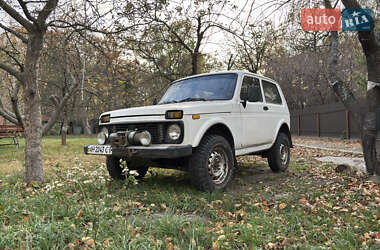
0,125,24,148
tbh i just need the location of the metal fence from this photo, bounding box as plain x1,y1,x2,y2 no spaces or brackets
290,102,362,139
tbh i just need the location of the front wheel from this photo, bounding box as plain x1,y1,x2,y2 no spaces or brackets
267,133,290,172
188,135,235,192
106,156,149,180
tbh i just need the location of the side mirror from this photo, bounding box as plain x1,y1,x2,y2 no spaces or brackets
152,98,157,105
241,99,247,108
240,87,248,108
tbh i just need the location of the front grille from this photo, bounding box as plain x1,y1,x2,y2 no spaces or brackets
105,122,184,144
107,123,169,144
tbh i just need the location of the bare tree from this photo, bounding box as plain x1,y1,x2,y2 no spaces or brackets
119,0,248,77
324,0,380,176
0,0,79,183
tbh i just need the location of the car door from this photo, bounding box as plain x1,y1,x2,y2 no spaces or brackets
261,80,284,143
239,75,269,148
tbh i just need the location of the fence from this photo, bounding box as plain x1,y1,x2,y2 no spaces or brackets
290,102,362,139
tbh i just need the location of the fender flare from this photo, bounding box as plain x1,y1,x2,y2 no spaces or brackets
192,119,236,148
271,120,292,148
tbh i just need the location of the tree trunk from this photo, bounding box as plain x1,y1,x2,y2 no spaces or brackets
61,108,68,145
82,116,91,135
191,52,199,75
326,0,380,176
361,50,380,175
23,32,44,184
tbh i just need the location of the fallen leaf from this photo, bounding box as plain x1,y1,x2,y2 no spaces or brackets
190,238,196,247
85,238,95,248
279,203,287,209
76,210,83,217
212,241,218,250
268,242,276,249
217,235,225,241
166,242,174,250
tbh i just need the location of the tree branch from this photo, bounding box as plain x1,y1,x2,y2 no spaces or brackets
42,62,79,135
17,0,37,24
341,0,377,53
0,0,34,31
0,22,28,43
10,80,24,128
0,92,19,125
324,0,361,119
37,0,59,26
0,62,23,83
0,47,24,71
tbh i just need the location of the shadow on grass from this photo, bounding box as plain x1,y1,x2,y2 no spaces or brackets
103,161,297,196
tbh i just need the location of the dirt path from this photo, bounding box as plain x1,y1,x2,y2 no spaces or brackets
293,136,362,154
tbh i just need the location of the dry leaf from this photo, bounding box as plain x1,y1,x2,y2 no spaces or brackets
268,242,276,249
76,210,83,217
279,203,287,209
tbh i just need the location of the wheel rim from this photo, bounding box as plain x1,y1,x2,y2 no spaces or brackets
207,146,229,185
279,143,289,165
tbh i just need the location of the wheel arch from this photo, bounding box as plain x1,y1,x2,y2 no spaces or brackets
277,123,293,147
193,122,235,149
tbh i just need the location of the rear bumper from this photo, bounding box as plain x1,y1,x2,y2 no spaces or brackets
84,144,192,159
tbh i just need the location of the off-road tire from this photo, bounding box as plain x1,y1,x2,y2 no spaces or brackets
188,135,235,192
106,156,149,180
267,133,290,172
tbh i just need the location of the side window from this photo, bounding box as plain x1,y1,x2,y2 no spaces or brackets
262,80,282,105
240,76,263,102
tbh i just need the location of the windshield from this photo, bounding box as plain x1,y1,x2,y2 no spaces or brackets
159,73,238,104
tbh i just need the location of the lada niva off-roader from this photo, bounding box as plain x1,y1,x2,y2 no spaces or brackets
85,71,292,191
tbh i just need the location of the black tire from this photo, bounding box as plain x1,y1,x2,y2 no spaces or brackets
128,159,149,179
267,133,290,172
106,156,149,180
188,135,235,192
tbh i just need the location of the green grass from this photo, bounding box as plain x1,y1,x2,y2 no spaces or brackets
0,136,379,249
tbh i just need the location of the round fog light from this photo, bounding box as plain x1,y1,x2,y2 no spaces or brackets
167,124,181,141
136,131,152,146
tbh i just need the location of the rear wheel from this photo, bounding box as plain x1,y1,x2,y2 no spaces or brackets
106,156,149,180
188,135,235,192
267,133,290,172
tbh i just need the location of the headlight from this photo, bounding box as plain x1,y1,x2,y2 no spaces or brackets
167,124,181,140
97,127,109,145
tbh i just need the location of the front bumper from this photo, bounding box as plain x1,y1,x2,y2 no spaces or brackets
84,144,192,159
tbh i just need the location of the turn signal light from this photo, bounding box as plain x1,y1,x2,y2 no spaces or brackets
165,110,183,119
100,115,110,123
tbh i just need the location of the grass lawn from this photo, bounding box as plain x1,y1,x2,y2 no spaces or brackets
0,136,379,249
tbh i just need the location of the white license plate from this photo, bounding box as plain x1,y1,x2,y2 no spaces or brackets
87,145,112,155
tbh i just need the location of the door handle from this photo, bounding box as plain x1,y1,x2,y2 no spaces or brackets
263,106,269,111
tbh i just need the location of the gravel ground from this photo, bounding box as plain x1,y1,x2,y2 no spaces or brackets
293,136,362,154
292,136,366,173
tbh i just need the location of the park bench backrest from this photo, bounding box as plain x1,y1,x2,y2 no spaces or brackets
0,125,24,137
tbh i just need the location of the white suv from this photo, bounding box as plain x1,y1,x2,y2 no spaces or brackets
85,71,292,191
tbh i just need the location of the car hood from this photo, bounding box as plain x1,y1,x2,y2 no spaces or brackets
102,101,233,118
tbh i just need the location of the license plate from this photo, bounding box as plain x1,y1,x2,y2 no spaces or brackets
87,145,112,155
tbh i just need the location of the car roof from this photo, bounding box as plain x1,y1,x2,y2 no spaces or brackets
175,70,278,85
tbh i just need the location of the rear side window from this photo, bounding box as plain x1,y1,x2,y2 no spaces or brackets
262,80,282,105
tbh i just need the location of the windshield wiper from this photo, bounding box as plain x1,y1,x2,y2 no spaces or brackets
159,100,179,104
178,97,209,103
